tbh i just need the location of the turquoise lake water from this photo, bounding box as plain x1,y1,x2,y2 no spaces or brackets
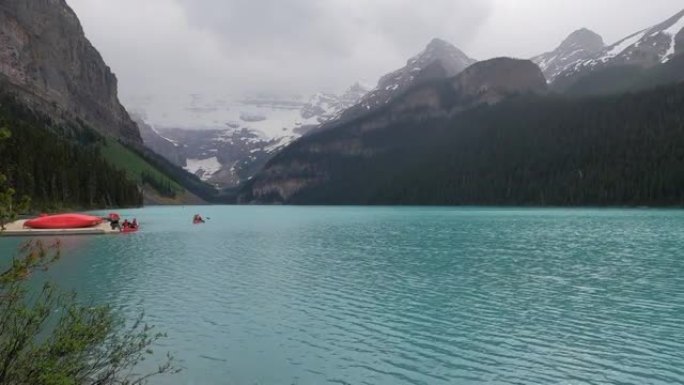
1,206,684,384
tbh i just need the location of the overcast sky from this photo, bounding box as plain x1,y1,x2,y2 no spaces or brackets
67,0,683,102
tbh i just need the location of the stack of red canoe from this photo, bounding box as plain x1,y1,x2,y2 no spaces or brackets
24,214,103,230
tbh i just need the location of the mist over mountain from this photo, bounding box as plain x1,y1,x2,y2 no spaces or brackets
229,7,684,205
346,38,476,114
134,83,370,188
136,38,477,188
133,5,684,199
239,58,547,203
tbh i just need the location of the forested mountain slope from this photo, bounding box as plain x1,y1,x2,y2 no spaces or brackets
239,80,684,206
0,94,142,209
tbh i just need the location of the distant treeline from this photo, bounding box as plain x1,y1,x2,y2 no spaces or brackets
277,82,684,206
0,95,142,210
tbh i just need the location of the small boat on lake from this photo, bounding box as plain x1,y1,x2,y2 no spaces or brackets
120,226,139,233
192,214,205,224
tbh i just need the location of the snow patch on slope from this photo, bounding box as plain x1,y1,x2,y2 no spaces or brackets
661,13,684,62
150,125,179,146
264,135,297,153
184,157,222,180
559,10,684,78
596,30,648,63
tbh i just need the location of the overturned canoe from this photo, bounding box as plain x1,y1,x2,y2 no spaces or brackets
24,214,103,230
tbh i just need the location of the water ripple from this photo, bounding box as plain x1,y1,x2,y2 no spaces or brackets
6,207,683,385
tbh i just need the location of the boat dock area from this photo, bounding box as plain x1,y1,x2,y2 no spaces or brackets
1,220,120,237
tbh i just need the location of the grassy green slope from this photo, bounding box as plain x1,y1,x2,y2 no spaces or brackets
101,139,183,191
101,139,223,203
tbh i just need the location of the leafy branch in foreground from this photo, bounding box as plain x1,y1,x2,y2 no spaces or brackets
0,240,180,385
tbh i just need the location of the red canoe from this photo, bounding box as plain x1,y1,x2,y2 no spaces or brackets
24,214,103,230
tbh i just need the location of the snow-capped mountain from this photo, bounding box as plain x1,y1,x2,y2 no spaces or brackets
356,38,475,112
300,83,369,125
136,38,475,187
532,28,605,82
554,9,684,88
327,38,476,126
134,84,370,187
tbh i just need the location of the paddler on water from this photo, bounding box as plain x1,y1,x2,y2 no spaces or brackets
120,218,139,231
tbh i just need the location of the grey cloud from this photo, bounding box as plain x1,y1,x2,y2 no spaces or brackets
176,0,492,53
172,0,493,93
66,0,684,105
364,0,492,57
177,0,344,54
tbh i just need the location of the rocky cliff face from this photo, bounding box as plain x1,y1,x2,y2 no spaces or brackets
242,58,547,203
451,58,547,104
0,0,140,142
532,28,605,82
134,115,185,167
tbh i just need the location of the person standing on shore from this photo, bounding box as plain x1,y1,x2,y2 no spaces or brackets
109,213,121,230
